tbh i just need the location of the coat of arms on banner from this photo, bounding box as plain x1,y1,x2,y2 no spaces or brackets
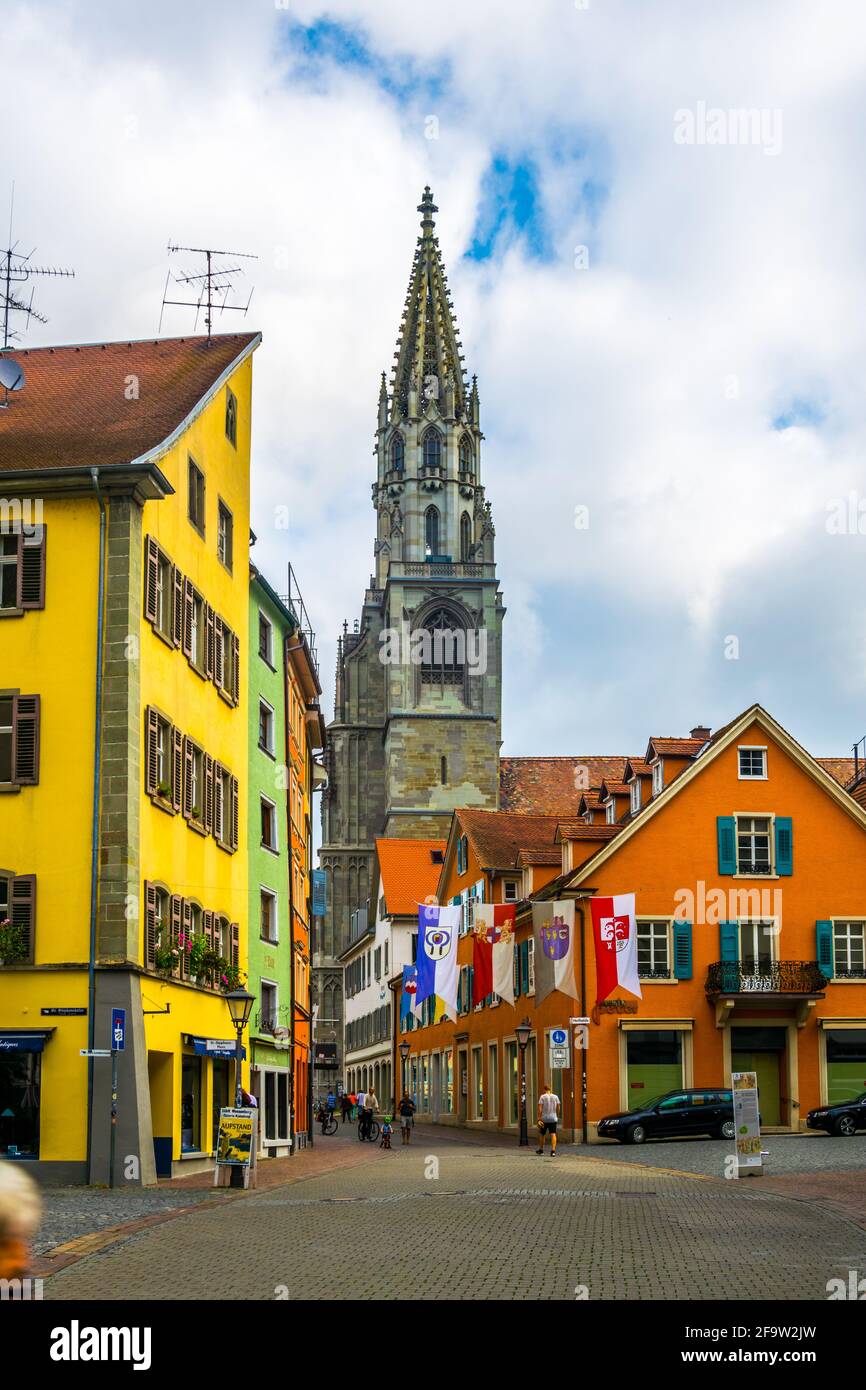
540,913,570,960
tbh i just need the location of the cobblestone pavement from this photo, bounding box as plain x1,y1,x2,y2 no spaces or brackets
569,1131,866,1177
43,1125,866,1301
32,1186,234,1256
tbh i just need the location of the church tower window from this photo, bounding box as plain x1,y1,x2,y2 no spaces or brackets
460,512,472,563
422,428,442,472
424,506,440,557
390,433,405,473
459,434,473,475
420,606,465,686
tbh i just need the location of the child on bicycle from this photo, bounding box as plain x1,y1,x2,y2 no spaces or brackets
379,1116,393,1149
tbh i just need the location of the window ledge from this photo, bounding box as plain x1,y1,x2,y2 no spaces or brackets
261,842,280,857
259,655,276,672
177,1150,210,1162
185,817,208,837
0,608,24,619
829,977,866,985
638,976,678,985
733,872,779,880
0,783,22,795
149,793,176,816
150,623,175,652
215,838,237,856
258,743,276,760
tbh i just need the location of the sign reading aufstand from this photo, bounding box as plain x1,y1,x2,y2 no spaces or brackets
732,1071,762,1176
215,1108,254,1167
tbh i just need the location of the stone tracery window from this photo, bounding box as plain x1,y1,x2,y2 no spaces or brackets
390,432,405,472
460,512,472,562
459,434,473,474
420,606,465,686
424,506,440,557
422,428,442,471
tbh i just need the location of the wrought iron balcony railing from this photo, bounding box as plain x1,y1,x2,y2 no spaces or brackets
706,960,828,995
736,859,773,875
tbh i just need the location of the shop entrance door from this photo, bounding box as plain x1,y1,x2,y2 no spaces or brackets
731,1026,786,1126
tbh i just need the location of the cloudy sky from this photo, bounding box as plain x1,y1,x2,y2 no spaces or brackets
7,0,866,758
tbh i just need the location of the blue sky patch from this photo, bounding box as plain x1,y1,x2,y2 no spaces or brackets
467,155,552,262
282,17,449,105
772,397,826,431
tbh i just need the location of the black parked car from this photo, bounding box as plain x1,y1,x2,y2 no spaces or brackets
597,1088,737,1144
806,1092,866,1137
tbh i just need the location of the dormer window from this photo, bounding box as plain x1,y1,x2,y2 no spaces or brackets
630,779,642,814
605,800,616,825
652,761,664,796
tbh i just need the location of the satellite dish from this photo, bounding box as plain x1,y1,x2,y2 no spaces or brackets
0,358,25,391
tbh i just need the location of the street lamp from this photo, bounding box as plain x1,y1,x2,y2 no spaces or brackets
399,1039,410,1099
515,1018,531,1147
224,988,255,1106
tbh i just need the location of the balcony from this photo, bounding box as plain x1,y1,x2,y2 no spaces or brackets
706,960,828,1026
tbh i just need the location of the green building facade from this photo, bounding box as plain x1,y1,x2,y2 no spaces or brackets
248,567,294,1154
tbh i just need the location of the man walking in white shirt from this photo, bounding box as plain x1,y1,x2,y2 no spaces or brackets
537,1082,560,1157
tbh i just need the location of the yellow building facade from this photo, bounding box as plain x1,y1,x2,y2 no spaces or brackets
0,332,259,1182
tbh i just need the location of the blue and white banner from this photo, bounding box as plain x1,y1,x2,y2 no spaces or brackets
415,904,460,1021
400,963,420,1026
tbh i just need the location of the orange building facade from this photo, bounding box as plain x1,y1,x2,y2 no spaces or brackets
400,707,866,1139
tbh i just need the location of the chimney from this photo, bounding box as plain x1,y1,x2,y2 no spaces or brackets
690,725,711,742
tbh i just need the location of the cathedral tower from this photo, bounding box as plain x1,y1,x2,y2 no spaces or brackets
316,189,505,1065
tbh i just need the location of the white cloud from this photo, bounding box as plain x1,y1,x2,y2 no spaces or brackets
7,0,866,754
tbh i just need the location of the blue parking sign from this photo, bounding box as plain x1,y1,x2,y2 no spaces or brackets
111,1007,126,1052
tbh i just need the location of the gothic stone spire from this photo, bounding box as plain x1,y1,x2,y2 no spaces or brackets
389,186,467,423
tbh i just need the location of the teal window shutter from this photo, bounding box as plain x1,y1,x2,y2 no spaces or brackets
673,921,692,980
720,921,739,961
513,941,520,996
816,920,833,977
451,894,460,907
520,940,529,994
775,817,793,875
468,965,475,1007
717,817,736,875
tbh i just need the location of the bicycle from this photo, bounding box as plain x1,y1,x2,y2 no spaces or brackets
358,1115,380,1143
316,1107,338,1136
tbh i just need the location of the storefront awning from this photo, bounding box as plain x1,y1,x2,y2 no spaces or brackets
0,1030,54,1053
187,1036,246,1060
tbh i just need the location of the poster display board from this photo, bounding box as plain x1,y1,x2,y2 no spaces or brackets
214,1107,258,1188
732,1071,762,1177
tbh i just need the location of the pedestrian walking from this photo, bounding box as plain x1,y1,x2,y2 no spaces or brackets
536,1081,560,1156
356,1088,366,1129
340,1093,352,1124
361,1087,379,1140
398,1091,416,1144
0,1161,42,1280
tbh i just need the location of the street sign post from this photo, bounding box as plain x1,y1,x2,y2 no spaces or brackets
109,1008,126,1189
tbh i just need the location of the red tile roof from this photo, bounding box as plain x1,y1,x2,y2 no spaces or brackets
516,848,562,867
555,822,622,843
459,810,562,869
816,757,857,788
376,839,446,917
0,333,259,475
499,756,631,816
645,736,707,760
624,758,653,779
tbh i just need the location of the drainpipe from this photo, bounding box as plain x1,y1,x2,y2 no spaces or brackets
283,629,297,1154
86,467,107,1182
576,902,588,1146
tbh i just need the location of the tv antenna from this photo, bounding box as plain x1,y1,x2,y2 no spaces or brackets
1,184,75,350
160,242,257,342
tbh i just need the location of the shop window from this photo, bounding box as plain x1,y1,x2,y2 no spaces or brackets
826,1029,866,1105
626,1030,683,1103
0,1048,41,1157
180,1056,202,1152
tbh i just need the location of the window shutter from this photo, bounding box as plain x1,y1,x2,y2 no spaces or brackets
520,939,529,994
673,920,693,980
10,874,36,963
170,893,183,976
527,938,535,994
12,694,40,784
182,899,193,979
718,921,739,991
213,763,224,842
775,817,793,876
145,706,159,795
204,754,214,834
205,603,215,679
717,816,736,875
144,536,159,623
230,775,239,850
816,920,834,977
214,615,224,689
231,631,240,704
231,921,240,970
513,941,520,996
183,736,194,819
182,577,194,659
203,909,214,954
172,566,183,648
144,881,158,967
171,725,183,812
468,965,475,1008
18,528,46,609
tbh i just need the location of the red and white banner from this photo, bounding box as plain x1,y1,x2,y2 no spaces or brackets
472,904,516,1006
590,894,642,1003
